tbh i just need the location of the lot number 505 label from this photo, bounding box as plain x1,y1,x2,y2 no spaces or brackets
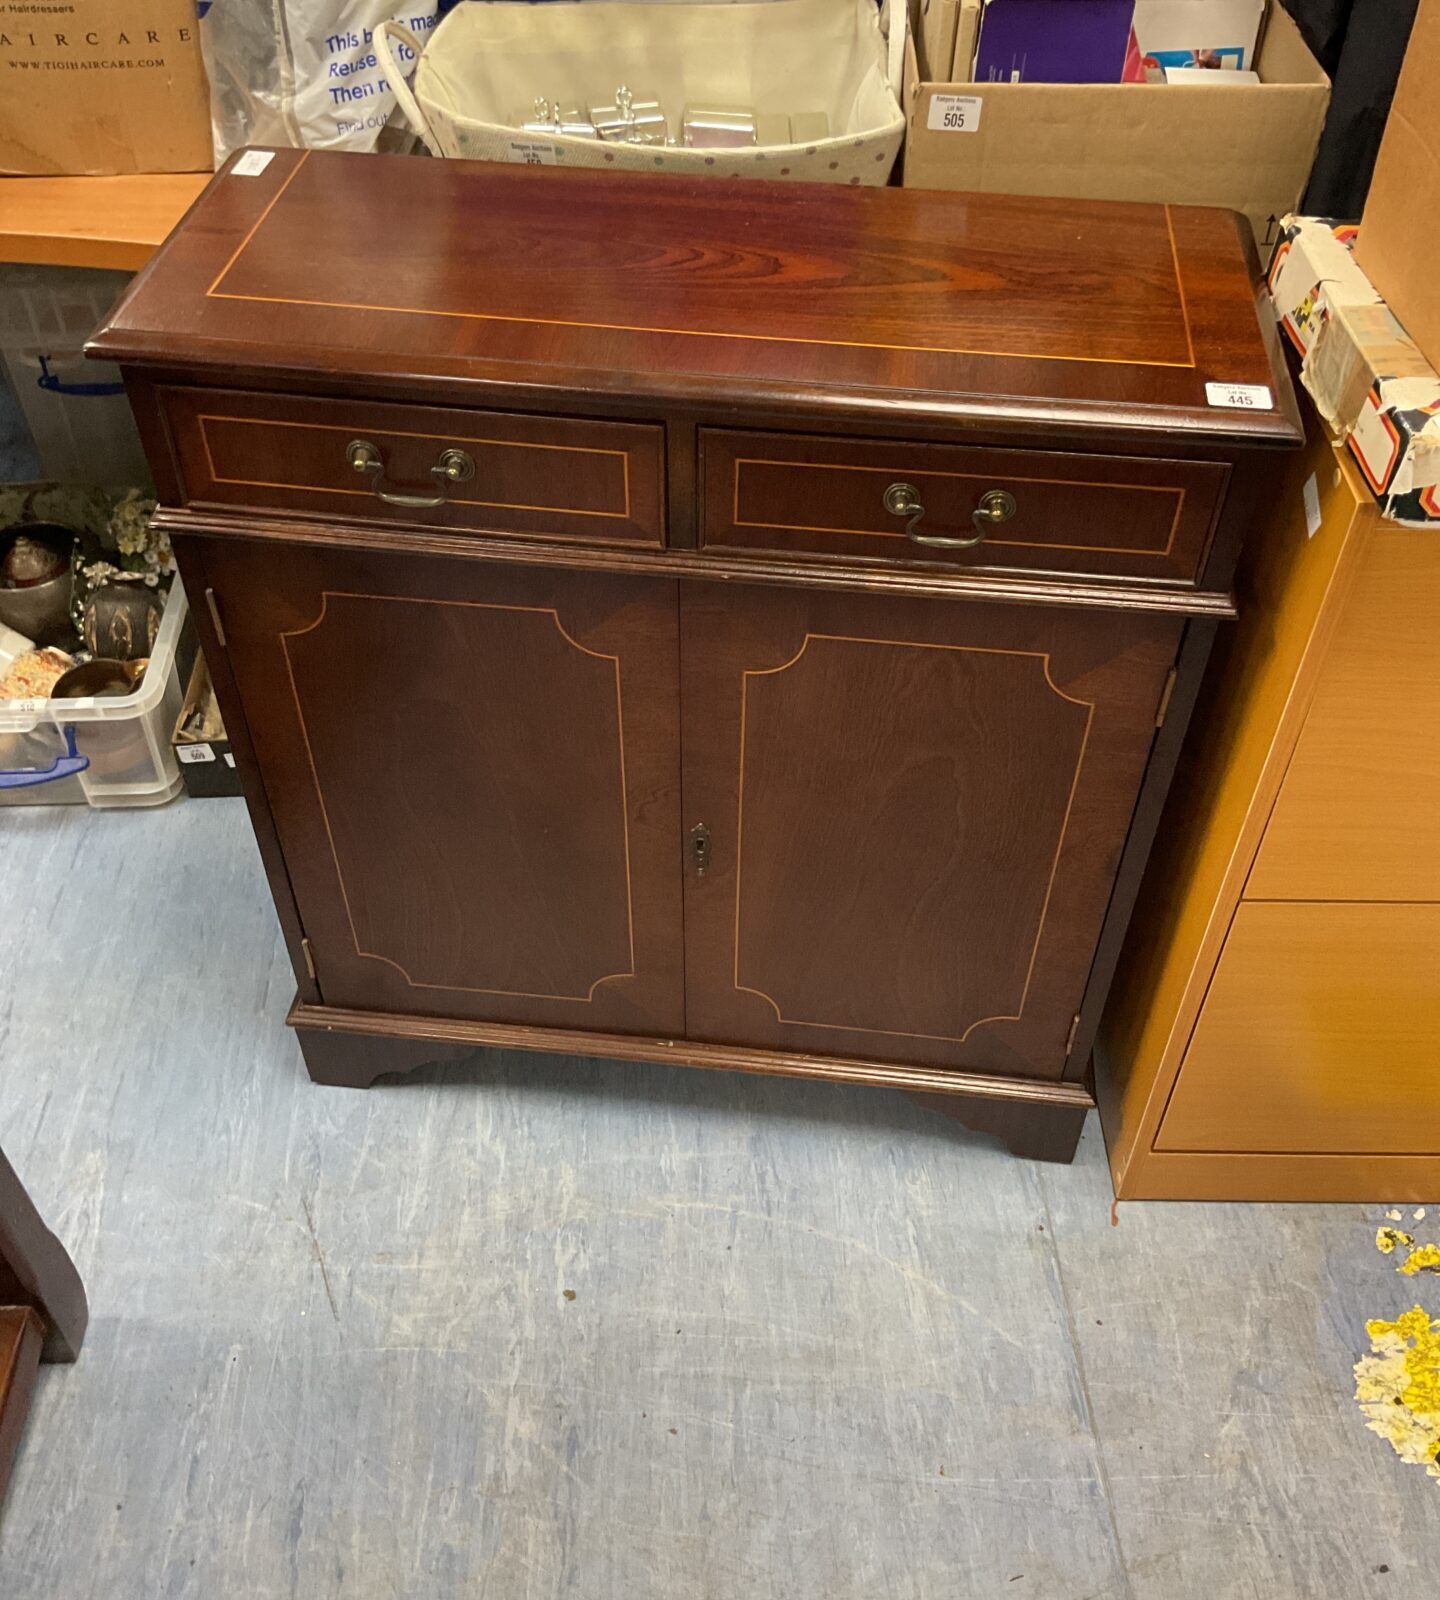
927,95,983,133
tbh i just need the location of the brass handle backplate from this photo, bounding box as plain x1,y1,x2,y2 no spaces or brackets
883,482,1017,549
347,439,476,509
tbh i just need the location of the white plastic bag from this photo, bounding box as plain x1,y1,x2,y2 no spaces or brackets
199,0,441,162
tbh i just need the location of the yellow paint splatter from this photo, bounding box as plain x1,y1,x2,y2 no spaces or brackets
1355,1305,1440,1483
1399,1244,1440,1278
1377,1226,1415,1254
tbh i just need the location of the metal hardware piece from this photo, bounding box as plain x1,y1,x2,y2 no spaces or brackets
974,488,1017,532
690,822,712,877
882,482,1017,549
204,587,227,649
1154,666,1178,728
347,439,475,509
522,97,600,138
434,448,476,484
592,85,668,145
682,104,757,149
555,107,599,139
301,938,318,982
520,96,558,133
1065,1012,1081,1057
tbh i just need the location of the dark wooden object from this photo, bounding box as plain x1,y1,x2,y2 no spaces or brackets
904,1094,1089,1165
92,149,1300,1162
0,1143,87,1511
0,1309,44,1509
0,1147,86,1365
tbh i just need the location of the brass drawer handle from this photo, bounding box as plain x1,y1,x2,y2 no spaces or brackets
883,482,1017,548
347,438,476,508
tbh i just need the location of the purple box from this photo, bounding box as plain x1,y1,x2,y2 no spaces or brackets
975,0,1136,84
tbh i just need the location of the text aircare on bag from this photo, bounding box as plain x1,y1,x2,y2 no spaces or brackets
199,0,440,161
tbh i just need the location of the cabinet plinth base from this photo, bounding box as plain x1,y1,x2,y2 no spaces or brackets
296,1025,473,1088
904,1092,1087,1163
288,999,1095,1138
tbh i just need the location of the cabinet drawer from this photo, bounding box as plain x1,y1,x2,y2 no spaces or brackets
1248,524,1440,902
1156,901,1440,1155
700,429,1227,585
161,387,665,547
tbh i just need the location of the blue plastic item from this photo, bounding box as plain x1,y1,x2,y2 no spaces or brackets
36,354,126,398
0,724,90,789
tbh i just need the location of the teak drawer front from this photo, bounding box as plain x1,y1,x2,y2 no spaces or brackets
161,387,665,546
700,430,1227,584
1248,523,1440,902
1156,902,1440,1156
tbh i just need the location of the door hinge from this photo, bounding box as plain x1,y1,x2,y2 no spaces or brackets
1154,666,1178,728
1065,1013,1081,1057
301,937,317,982
205,587,227,649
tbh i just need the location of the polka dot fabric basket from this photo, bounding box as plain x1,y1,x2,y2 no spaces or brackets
375,0,906,186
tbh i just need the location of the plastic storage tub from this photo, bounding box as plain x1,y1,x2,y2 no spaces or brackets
0,265,150,487
0,581,192,808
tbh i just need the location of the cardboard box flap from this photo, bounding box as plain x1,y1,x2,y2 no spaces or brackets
1354,0,1440,371
914,0,983,80
1254,2,1329,84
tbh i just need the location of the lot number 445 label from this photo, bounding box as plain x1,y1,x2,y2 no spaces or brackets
1205,381,1274,410
927,95,983,133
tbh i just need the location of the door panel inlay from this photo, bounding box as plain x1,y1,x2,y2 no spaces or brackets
734,634,1093,1041
283,592,634,1001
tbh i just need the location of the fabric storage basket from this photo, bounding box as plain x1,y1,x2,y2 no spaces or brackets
0,581,191,809
376,0,906,184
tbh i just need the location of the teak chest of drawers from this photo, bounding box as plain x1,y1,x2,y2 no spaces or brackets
92,149,1300,1163
1097,416,1440,1199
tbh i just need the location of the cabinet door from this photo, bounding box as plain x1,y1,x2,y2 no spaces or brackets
680,584,1181,1077
201,541,685,1034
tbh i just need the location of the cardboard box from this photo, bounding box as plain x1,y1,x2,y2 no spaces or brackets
0,0,212,175
903,3,1329,246
915,0,982,80
974,0,1135,84
1354,0,1440,372
1269,215,1440,527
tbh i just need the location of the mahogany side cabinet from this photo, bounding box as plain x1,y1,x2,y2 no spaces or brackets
91,149,1300,1163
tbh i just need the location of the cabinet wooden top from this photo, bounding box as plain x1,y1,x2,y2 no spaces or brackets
91,148,1299,448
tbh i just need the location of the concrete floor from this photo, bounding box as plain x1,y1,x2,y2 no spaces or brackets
0,798,1435,1598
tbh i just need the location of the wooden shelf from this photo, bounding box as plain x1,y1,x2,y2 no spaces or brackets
0,172,210,272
